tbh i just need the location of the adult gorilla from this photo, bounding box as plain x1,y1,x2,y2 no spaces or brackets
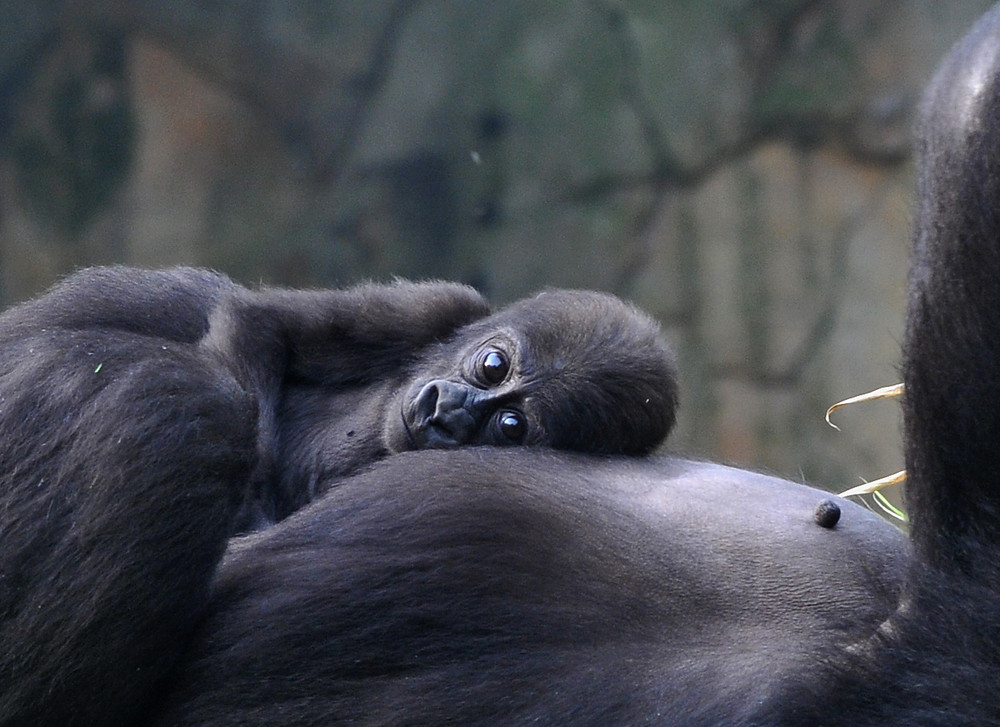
150,6,1000,724
5,5,1000,726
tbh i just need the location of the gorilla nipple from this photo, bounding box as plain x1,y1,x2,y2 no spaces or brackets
813,499,841,529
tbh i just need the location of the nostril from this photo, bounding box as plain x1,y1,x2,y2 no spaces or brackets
410,380,476,445
414,381,441,422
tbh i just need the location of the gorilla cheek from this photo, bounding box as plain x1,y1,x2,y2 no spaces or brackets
382,385,420,454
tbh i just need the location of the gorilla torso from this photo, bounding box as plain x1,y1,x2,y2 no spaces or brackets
148,451,910,726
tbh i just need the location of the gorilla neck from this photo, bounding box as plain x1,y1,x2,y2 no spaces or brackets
268,380,397,522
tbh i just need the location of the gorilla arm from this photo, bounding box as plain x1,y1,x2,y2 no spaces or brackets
0,271,486,724
201,279,490,396
0,330,257,727
199,279,490,521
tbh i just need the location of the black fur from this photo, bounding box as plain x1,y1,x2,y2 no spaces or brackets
902,4,1000,579
7,3,1000,723
0,267,677,725
0,321,256,726
149,6,1000,723
147,453,907,726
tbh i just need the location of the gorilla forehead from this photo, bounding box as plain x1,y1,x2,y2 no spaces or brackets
492,289,664,357
468,290,674,391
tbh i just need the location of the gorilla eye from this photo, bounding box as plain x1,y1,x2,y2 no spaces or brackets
498,410,526,442
479,349,510,385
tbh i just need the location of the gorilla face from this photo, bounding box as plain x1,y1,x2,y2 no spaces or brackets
395,333,531,449
383,289,678,457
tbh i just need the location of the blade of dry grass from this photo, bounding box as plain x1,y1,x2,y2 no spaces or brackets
825,383,904,430
838,470,906,498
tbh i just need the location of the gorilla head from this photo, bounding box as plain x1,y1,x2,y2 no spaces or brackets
385,289,676,456
223,282,677,521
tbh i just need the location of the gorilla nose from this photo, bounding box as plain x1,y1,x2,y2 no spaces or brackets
412,380,478,447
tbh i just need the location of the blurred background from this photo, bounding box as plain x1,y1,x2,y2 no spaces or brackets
0,0,991,495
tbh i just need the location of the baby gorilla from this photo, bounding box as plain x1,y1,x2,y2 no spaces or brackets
231,281,680,523
9,267,677,527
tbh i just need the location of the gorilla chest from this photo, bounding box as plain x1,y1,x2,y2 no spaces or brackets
276,382,391,485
